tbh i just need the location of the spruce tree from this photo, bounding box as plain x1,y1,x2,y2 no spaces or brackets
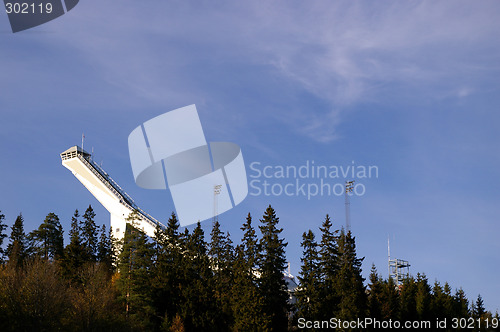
430,281,446,319
453,288,469,318
367,264,383,319
334,229,366,321
399,276,418,322
6,213,27,267
152,213,185,329
415,273,431,321
28,213,64,260
296,229,320,322
108,226,119,271
231,213,268,330
0,211,7,263
442,282,455,320
62,210,86,281
473,294,486,319
380,276,399,319
241,213,259,269
180,222,217,331
209,221,234,330
97,224,113,273
82,205,98,262
117,210,155,330
258,205,289,331
152,223,164,266
317,214,339,317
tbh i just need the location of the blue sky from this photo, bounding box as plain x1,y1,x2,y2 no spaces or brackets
1,0,499,312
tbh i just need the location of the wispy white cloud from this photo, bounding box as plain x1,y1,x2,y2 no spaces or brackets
239,1,500,140
13,0,500,143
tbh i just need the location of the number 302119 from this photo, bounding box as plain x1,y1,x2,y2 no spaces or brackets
5,2,53,14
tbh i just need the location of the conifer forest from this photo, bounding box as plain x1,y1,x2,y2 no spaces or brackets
0,206,497,331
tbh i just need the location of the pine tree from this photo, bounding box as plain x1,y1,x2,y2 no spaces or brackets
0,211,7,263
209,221,234,330
108,226,119,271
258,205,289,331
231,213,268,330
367,264,383,319
473,294,486,319
296,229,320,322
82,205,98,262
415,273,431,321
6,213,27,267
62,210,86,281
453,288,469,318
241,213,259,269
152,213,185,329
151,222,167,330
430,281,446,319
442,282,455,320
180,222,217,331
97,224,113,273
117,210,155,330
152,223,164,266
334,229,367,321
317,214,339,317
28,213,64,260
380,276,399,319
400,276,418,321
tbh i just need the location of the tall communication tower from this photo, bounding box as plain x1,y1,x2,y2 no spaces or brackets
345,180,354,232
213,184,222,223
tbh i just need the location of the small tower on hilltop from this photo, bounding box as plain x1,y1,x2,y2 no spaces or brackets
388,236,411,288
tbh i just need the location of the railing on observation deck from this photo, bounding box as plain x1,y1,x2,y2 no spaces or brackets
62,149,164,231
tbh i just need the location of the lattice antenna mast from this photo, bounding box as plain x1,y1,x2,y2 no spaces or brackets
213,184,222,223
388,235,411,288
345,180,355,232
388,236,391,277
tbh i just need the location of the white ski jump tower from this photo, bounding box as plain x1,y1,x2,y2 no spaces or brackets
61,146,164,240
